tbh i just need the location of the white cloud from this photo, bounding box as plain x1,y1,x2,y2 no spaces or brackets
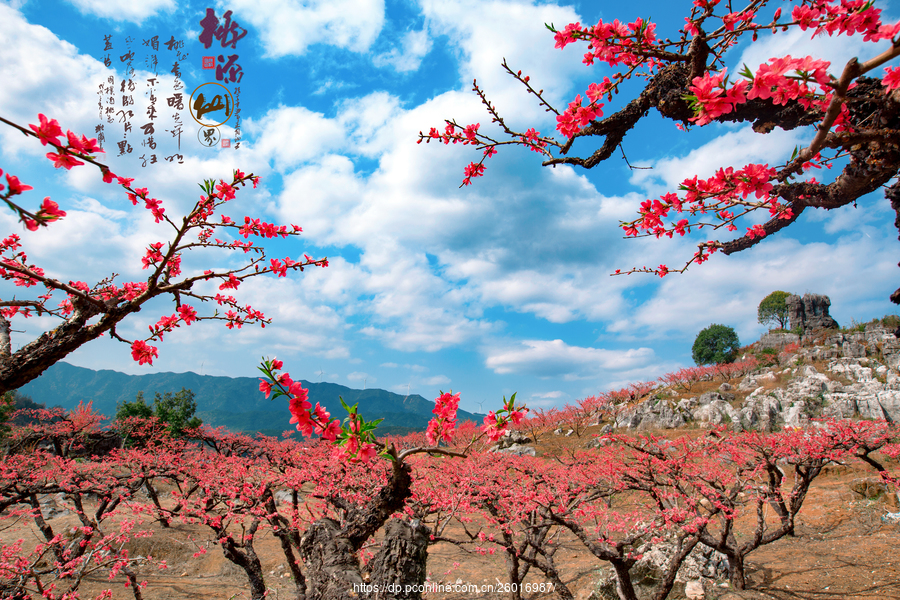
531,390,564,399
248,106,346,171
0,5,107,153
70,197,129,220
221,0,385,57
484,339,655,379
421,0,587,118
380,362,428,372
423,374,450,385
64,0,175,22
372,29,431,72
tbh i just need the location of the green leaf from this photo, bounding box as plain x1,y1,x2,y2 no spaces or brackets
739,63,755,81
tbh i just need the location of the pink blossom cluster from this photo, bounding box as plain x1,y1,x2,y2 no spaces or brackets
554,17,657,68
425,391,460,445
462,161,485,186
686,56,834,125
656,357,759,391
624,162,787,243
791,0,900,40
520,128,548,153
131,339,158,365
418,122,496,185
237,215,298,239
30,113,102,170
259,359,366,460
147,305,198,341
421,122,483,147
556,94,603,138
0,164,66,231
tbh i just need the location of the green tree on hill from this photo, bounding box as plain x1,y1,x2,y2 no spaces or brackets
692,324,740,365
758,291,792,330
116,387,201,438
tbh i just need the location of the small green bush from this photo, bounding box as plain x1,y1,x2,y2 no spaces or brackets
692,324,740,365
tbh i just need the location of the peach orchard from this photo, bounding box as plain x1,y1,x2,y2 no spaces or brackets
2,0,900,597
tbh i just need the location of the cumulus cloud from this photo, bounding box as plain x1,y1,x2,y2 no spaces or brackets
64,0,175,22
421,0,587,117
221,0,385,57
0,4,107,153
372,29,431,72
484,339,655,379
248,106,346,171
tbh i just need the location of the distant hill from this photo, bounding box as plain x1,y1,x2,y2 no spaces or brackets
18,362,483,435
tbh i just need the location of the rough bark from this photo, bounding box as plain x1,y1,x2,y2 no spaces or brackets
299,518,364,600
297,460,420,600
367,518,430,600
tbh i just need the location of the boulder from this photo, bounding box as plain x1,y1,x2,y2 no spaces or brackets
493,430,532,449
493,443,536,457
849,477,899,507
692,400,741,430
783,401,810,428
739,395,781,432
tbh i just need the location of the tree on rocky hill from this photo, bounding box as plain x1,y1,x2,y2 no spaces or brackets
692,323,740,365
758,291,792,330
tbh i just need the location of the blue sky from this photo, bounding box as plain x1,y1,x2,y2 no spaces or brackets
0,0,897,416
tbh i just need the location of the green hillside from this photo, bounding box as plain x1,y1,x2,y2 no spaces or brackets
18,362,482,434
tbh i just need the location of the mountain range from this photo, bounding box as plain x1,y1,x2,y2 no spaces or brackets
17,362,483,436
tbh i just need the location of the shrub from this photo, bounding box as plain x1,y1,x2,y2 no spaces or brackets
692,324,740,366
116,388,201,439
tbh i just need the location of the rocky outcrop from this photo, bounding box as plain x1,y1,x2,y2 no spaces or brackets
589,540,728,600
615,397,690,430
603,325,900,435
787,293,839,333
757,332,800,350
491,430,536,456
